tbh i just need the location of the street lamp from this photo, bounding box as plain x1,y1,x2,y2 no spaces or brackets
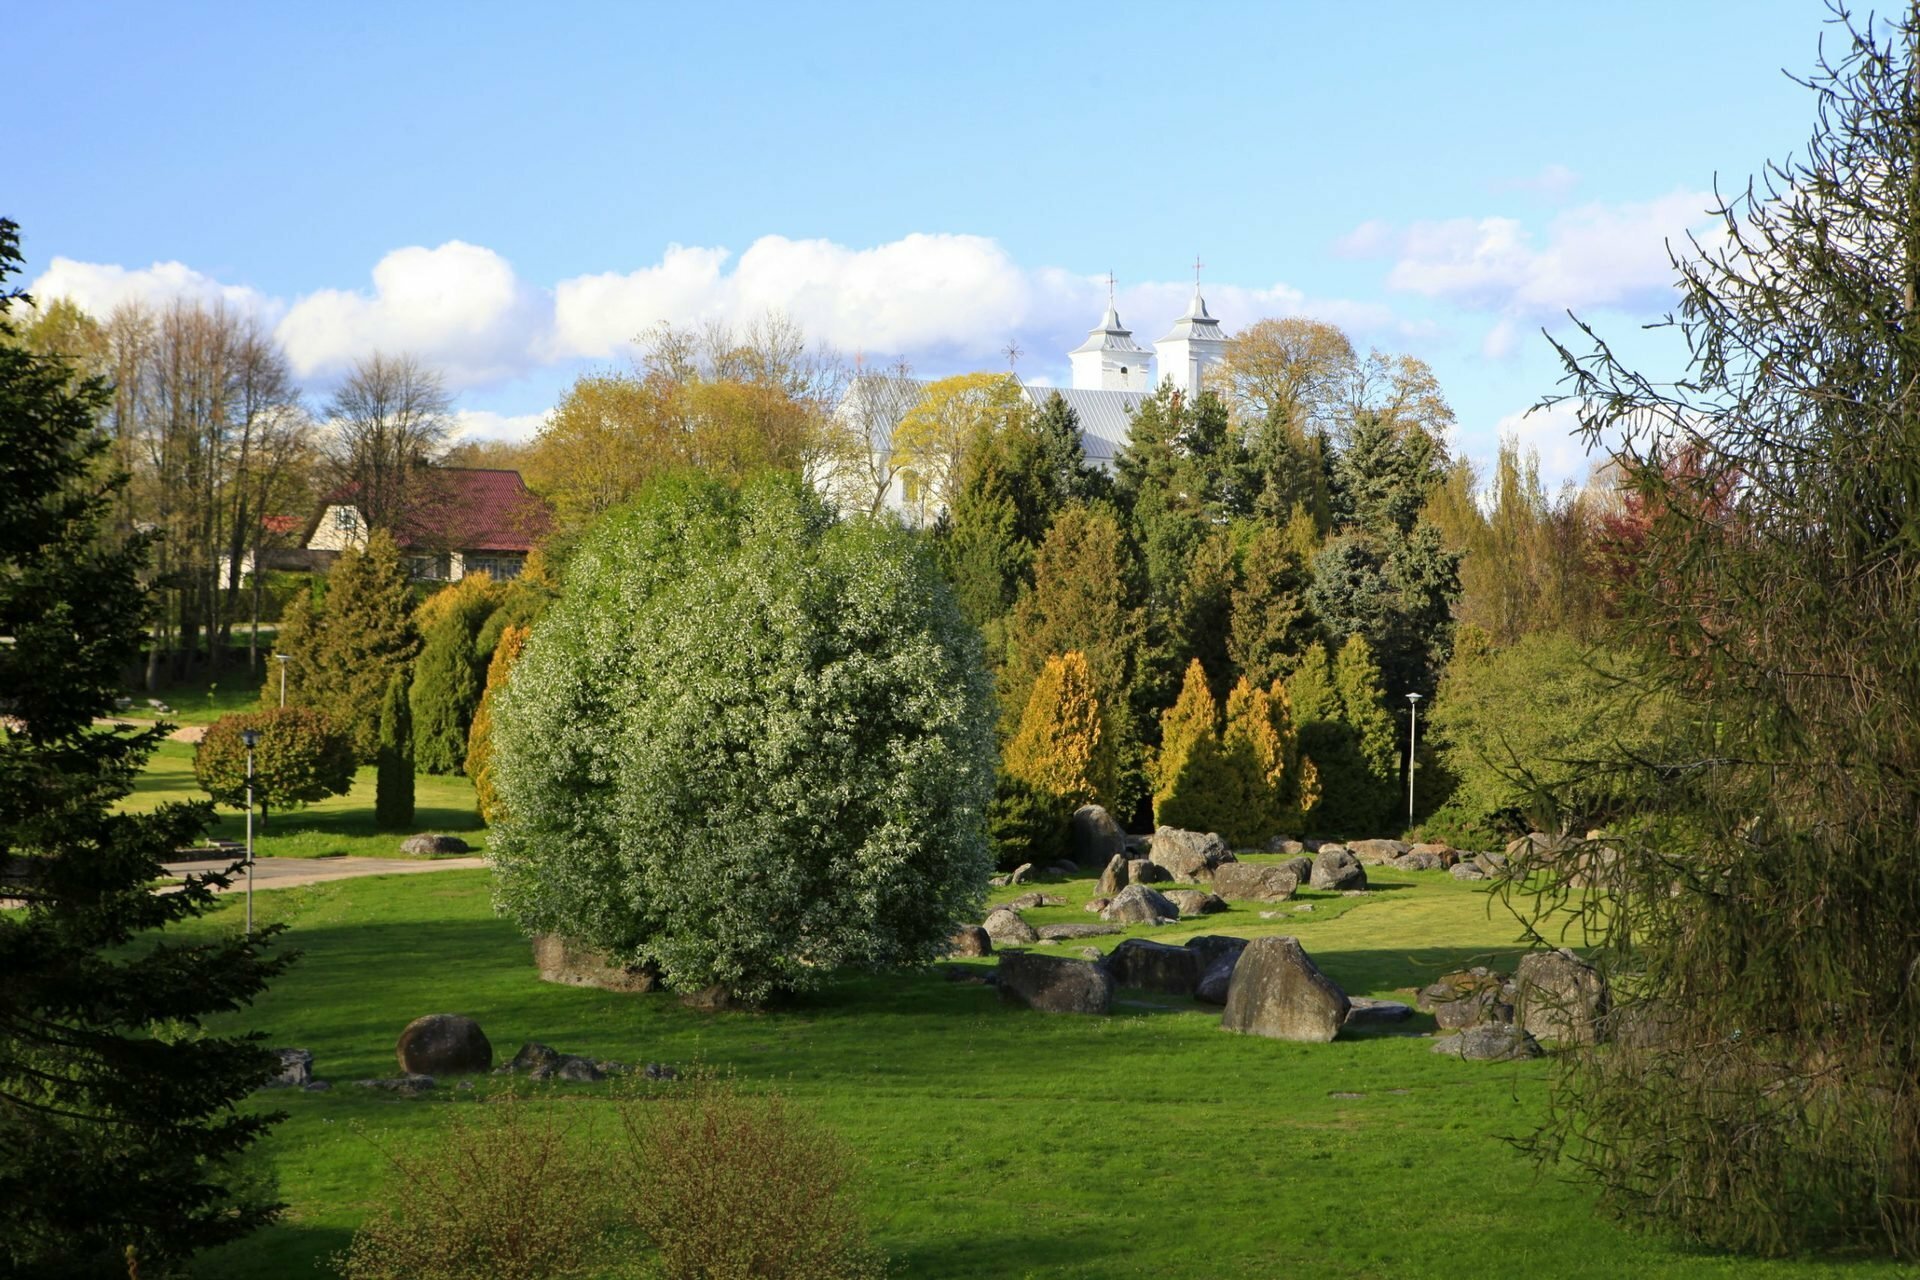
1406,693,1423,825
242,727,259,936
273,653,290,708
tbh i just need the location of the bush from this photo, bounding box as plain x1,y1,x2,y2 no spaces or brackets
410,574,504,775
375,670,414,830
466,623,528,825
194,707,355,824
985,772,1068,871
613,1078,887,1280
490,472,996,1005
334,1098,618,1280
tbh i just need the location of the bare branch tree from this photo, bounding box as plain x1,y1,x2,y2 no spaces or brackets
322,353,451,535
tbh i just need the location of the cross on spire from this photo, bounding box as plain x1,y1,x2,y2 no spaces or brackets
1193,255,1205,286
1107,271,1115,305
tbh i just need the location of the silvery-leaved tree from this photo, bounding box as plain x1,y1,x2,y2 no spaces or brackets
488,471,996,1006
1521,4,1920,1256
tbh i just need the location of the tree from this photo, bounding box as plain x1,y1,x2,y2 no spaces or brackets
322,352,451,535
1151,659,1234,833
278,530,418,760
410,574,504,774
1229,523,1320,687
892,372,1025,524
1211,317,1357,436
194,708,355,826
0,218,290,1275
1513,12,1920,1255
1284,639,1389,837
489,472,995,1005
1003,650,1115,811
466,623,528,825
375,669,414,830
1220,675,1314,844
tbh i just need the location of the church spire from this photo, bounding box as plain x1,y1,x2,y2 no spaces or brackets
1070,277,1150,391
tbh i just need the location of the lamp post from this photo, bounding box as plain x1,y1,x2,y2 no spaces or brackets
274,653,290,708
242,728,258,936
1406,692,1423,825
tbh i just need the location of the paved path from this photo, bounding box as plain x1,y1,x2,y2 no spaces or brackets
162,855,488,892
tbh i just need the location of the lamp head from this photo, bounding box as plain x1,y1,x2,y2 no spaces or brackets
1407,692,1423,704
241,729,260,749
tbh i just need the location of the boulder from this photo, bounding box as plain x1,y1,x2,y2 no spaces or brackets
1409,842,1454,859
1343,998,1415,1029
1126,858,1171,885
1275,855,1314,886
1184,934,1250,966
1418,970,1514,1030
1164,888,1228,916
1504,832,1568,868
1084,897,1111,913
1309,848,1368,892
1149,827,1235,883
496,1041,607,1084
1100,884,1178,925
1347,839,1408,865
983,907,1039,946
948,925,992,957
395,1014,492,1076
1185,936,1249,1006
1070,804,1128,868
1005,891,1066,910
1096,853,1128,898
533,934,659,993
1515,949,1609,1045
1220,937,1351,1042
1471,850,1508,875
1430,1024,1544,1061
996,952,1114,1014
1210,862,1298,902
1105,938,1202,995
1037,923,1120,940
1265,837,1307,856
1392,852,1445,872
400,833,471,855
263,1048,313,1089
1009,862,1034,884
1449,862,1488,882
680,985,734,1012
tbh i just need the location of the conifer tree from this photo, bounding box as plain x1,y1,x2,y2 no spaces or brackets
409,574,503,774
466,622,528,825
1332,634,1399,832
375,669,414,830
1220,675,1313,844
0,218,290,1274
1285,642,1372,836
1229,523,1320,687
1152,659,1232,833
282,530,418,760
1003,650,1113,810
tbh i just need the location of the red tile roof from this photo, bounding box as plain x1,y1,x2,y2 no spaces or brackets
313,469,551,553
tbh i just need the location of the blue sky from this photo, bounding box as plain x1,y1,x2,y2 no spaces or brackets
11,2,1829,486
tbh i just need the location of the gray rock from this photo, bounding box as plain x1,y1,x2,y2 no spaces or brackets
500,1041,562,1075
1449,862,1488,882
983,907,1038,946
1392,852,1445,872
1210,862,1299,902
1100,883,1178,925
1105,938,1202,995
1037,923,1120,940
1184,934,1251,965
399,833,471,855
1009,862,1033,885
644,1062,679,1081
1409,842,1455,859
1309,848,1368,892
987,874,1011,888
1164,888,1228,916
1046,862,1080,878
1126,858,1171,885
1265,837,1307,856
1515,949,1609,1045
554,1056,604,1083
302,1080,331,1092
1070,804,1128,868
1343,998,1415,1028
679,985,734,1012
948,925,992,957
1083,897,1110,913
263,1048,313,1089
1149,826,1235,883
1185,936,1249,1006
1220,936,1351,1042
1430,1024,1544,1061
1005,891,1067,910
533,934,659,993
1505,832,1569,868
1472,850,1510,874
1096,853,1128,898
1347,839,1409,865
357,1073,436,1096
395,1014,492,1076
1275,855,1314,886
1418,971,1515,1031
996,952,1114,1014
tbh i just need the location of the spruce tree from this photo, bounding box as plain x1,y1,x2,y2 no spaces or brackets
283,530,418,761
375,669,414,830
1229,523,1320,687
0,218,291,1275
1285,642,1372,837
1332,634,1399,834
409,574,502,775
1221,675,1311,844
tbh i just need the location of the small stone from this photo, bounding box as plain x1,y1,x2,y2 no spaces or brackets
356,1073,436,1097
1430,1024,1544,1061
644,1062,680,1081
1036,923,1120,940
983,907,1039,945
399,833,471,856
302,1080,332,1092
1343,998,1415,1028
1329,1090,1366,1099
263,1047,313,1089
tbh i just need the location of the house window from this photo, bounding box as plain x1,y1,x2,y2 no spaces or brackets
334,506,358,532
466,555,525,580
406,555,450,581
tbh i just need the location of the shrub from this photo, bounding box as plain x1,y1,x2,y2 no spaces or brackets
490,472,996,1005
334,1098,618,1280
612,1078,887,1280
985,772,1068,871
410,574,504,775
375,670,413,830
194,707,355,825
466,623,528,825
1151,659,1232,834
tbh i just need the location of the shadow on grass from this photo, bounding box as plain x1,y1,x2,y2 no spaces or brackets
195,1224,355,1280
1312,943,1535,996
886,1225,1121,1280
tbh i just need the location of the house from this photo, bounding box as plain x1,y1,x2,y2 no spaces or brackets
828,284,1230,521
302,467,550,581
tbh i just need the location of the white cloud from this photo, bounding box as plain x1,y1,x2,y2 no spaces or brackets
1490,402,1594,491
25,256,276,321
450,408,550,443
274,240,547,388
1377,189,1717,334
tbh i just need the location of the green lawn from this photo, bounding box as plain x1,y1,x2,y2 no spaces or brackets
117,659,274,727
158,847,1899,1279
127,739,486,860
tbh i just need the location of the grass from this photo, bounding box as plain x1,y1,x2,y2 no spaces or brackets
125,739,487,860
117,658,274,727
153,846,1900,1279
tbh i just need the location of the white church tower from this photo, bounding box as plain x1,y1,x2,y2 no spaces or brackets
1069,280,1152,391
1154,283,1229,397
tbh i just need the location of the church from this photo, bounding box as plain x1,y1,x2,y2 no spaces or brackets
833,284,1232,519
